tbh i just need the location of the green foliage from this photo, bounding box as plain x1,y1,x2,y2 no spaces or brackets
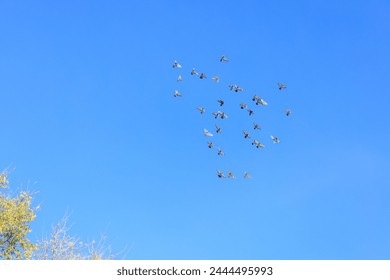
1,170,114,260
0,172,38,259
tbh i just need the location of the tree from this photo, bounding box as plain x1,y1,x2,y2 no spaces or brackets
0,171,38,259
0,170,114,260
33,214,113,260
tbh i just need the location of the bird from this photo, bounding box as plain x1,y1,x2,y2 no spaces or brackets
242,130,251,138
196,107,206,114
215,124,222,133
234,85,244,92
172,60,182,68
271,135,280,143
244,172,252,179
217,170,225,178
173,90,182,97
191,68,199,75
278,83,287,90
220,55,229,62
177,75,182,82
207,141,214,148
217,147,225,156
228,171,236,179
212,112,219,119
240,103,247,109
252,95,259,101
253,122,261,130
199,73,207,79
256,98,268,105
212,76,220,83
247,109,254,116
217,100,224,106
252,140,265,148
218,111,228,119
284,109,292,116
204,129,214,137
228,84,235,91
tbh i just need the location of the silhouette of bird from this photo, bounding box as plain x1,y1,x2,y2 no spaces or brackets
207,141,214,148
199,73,207,79
228,84,235,91
228,171,236,179
215,124,222,133
271,135,280,143
242,130,251,138
177,75,182,82
217,170,226,178
284,109,291,116
217,147,225,156
244,172,252,178
252,140,265,148
212,112,219,119
172,60,182,68
218,111,228,119
204,129,214,137
191,68,199,75
234,85,244,92
256,98,268,105
212,76,220,83
197,107,206,114
217,100,224,106
173,90,182,97
253,122,261,130
240,103,247,109
278,83,287,90
247,109,254,116
220,55,229,62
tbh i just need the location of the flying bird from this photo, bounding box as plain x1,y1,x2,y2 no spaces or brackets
252,140,265,148
234,85,244,92
217,100,224,106
240,103,247,109
172,60,182,68
228,171,236,179
228,84,235,91
204,129,214,137
173,90,182,97
215,124,222,133
217,170,225,178
191,68,199,75
207,141,214,148
253,122,261,130
197,107,206,114
177,75,182,82
242,130,251,138
244,172,252,179
220,55,229,62
256,98,268,105
217,147,225,156
252,95,259,101
271,135,280,143
199,73,207,79
218,111,228,119
278,83,287,90
212,112,219,119
212,76,220,83
247,109,254,116
284,109,292,116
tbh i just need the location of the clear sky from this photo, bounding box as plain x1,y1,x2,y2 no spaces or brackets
1,0,390,259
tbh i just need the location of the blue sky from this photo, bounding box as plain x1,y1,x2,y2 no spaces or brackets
1,0,390,259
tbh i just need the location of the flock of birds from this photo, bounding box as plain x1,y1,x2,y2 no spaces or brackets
171,56,291,179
